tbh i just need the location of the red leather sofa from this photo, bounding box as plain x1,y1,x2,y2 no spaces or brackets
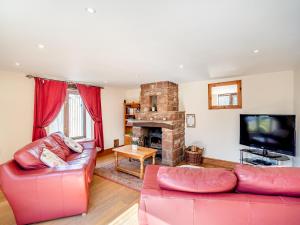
0,133,97,225
139,165,300,225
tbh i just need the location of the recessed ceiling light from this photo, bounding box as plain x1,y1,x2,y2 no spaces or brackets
253,49,259,54
179,64,184,69
15,62,20,66
38,44,45,49
86,7,96,14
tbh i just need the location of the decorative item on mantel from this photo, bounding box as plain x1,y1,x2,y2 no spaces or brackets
185,145,204,165
132,137,139,152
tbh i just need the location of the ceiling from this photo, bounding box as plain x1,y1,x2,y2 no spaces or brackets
0,0,299,87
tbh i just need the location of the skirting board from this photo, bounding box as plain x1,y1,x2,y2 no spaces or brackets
202,157,238,169
97,149,237,169
97,146,124,157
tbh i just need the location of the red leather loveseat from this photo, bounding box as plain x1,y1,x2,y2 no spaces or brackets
0,133,97,225
139,165,300,225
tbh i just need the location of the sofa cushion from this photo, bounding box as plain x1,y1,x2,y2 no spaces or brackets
235,164,300,197
42,136,67,160
14,139,48,169
66,151,90,165
64,137,83,153
157,166,237,193
40,148,68,168
14,136,68,170
49,132,72,157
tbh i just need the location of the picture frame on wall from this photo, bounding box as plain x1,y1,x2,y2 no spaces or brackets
186,114,196,128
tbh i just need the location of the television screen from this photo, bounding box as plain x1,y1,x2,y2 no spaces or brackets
240,114,296,156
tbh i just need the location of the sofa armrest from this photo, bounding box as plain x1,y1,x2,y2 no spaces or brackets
0,160,89,225
78,139,96,149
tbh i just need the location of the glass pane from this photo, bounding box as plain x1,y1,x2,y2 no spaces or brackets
86,110,93,139
232,94,238,105
211,84,238,107
69,93,84,138
48,107,64,134
211,84,237,95
218,95,230,106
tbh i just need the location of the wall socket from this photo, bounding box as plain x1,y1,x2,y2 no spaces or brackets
114,139,119,147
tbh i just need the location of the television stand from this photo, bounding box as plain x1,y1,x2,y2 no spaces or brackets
240,149,290,166
260,149,282,158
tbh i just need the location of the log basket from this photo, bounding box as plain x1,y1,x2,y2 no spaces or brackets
185,146,204,165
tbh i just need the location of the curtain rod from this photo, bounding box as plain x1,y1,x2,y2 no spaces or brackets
25,74,104,89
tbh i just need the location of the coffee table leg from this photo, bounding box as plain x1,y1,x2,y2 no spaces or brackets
140,159,144,179
115,152,118,170
152,154,156,165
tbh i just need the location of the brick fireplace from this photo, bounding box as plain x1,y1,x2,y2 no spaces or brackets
132,81,185,166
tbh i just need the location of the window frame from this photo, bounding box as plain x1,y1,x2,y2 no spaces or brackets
208,80,242,110
63,88,87,140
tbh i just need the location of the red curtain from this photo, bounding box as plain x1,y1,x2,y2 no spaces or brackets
32,78,67,141
76,84,104,149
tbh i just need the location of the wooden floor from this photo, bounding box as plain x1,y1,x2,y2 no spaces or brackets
0,153,229,225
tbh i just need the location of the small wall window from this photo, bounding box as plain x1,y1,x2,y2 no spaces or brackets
208,80,242,109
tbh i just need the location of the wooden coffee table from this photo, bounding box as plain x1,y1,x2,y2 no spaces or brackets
112,145,157,179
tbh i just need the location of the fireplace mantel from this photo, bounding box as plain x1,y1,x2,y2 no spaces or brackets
130,119,174,130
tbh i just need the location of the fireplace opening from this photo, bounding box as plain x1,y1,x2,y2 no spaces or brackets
143,127,162,155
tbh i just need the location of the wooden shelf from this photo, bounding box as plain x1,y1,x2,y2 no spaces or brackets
124,101,140,145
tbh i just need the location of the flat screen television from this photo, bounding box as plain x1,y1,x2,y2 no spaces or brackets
240,114,296,156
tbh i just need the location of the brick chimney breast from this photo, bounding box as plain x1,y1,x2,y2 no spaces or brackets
140,81,179,113
133,81,185,166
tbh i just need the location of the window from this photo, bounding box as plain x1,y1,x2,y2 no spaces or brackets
208,80,242,109
217,93,238,106
48,88,93,139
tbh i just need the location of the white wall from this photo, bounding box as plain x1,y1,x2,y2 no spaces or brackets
125,88,140,103
101,87,126,149
179,71,294,162
294,68,300,165
0,71,34,164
